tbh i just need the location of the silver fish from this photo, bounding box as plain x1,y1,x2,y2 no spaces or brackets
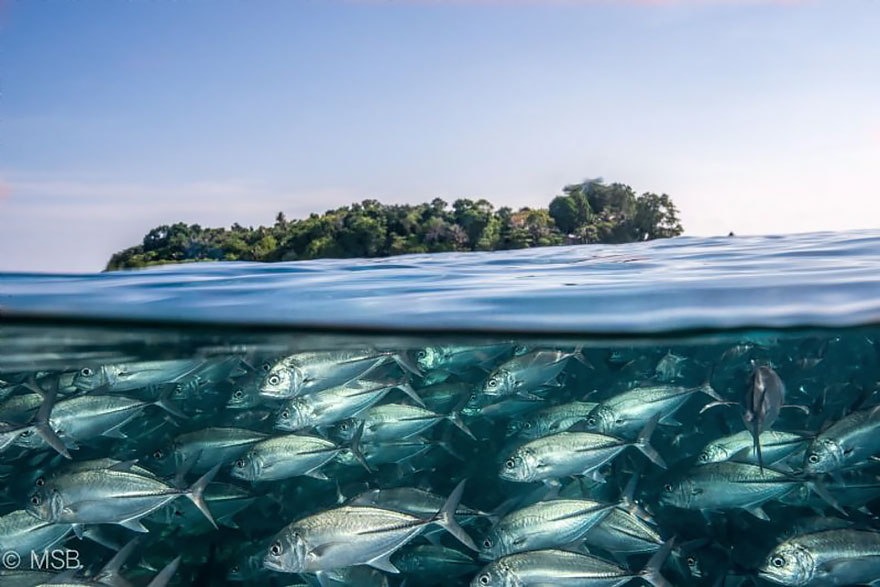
72,359,206,392
804,405,880,474
263,479,476,574
470,540,673,587
27,463,219,534
415,344,514,373
230,433,364,482
478,499,614,560
658,462,801,520
758,529,880,586
508,401,598,440
499,416,665,484
697,430,807,466
13,392,183,450
153,427,268,474
259,350,419,400
481,349,585,399
584,383,720,438
274,376,420,432
331,403,473,443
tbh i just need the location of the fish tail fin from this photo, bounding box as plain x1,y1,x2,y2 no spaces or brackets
447,393,476,441
33,376,71,460
397,382,426,407
634,414,666,469
568,346,593,369
807,478,847,517
184,463,221,529
95,537,141,584
698,381,723,402
347,421,371,473
639,538,675,587
447,411,476,441
392,352,423,377
146,556,181,587
432,479,477,551
154,387,188,420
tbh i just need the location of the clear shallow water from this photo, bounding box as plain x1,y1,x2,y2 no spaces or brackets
2,230,880,333
1,231,880,586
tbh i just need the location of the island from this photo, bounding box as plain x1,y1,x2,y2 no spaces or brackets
106,179,684,270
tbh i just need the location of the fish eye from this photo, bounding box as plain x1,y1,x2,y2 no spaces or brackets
153,449,164,459
80,367,93,377
772,556,785,568
504,458,516,469
233,390,244,399
587,417,596,426
235,459,246,468
807,454,820,464
698,453,709,462
478,573,491,585
267,375,281,386
21,429,33,437
340,422,350,431
270,541,283,556
281,410,290,419
230,565,239,574
35,477,45,487
488,378,497,387
482,538,493,549
686,556,696,566
417,351,427,359
30,495,41,505
523,421,532,429
663,483,673,492
260,362,272,372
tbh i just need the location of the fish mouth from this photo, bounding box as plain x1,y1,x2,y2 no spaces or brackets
262,555,285,572
755,568,785,584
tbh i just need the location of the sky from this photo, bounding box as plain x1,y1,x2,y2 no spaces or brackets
1,0,878,273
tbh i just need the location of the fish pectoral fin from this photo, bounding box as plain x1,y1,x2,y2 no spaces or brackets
658,415,683,427
72,524,85,539
305,469,330,481
743,505,770,521
118,518,150,533
367,551,400,574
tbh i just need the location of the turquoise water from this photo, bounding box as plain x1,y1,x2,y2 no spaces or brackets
1,231,880,586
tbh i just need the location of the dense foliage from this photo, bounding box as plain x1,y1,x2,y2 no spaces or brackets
105,180,683,270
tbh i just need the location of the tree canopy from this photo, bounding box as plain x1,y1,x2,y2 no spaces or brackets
105,179,684,270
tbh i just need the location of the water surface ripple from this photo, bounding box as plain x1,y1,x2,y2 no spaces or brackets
2,230,879,333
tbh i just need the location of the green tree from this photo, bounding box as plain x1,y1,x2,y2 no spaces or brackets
105,178,684,270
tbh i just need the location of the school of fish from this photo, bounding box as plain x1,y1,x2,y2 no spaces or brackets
1,329,880,586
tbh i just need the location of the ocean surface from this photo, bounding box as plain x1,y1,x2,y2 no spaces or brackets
2,229,880,333
1,230,880,586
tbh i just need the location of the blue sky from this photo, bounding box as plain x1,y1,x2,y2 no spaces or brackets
2,0,878,272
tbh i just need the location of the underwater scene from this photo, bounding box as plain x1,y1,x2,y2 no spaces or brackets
3,324,880,586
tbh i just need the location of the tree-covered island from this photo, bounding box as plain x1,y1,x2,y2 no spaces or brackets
106,179,684,271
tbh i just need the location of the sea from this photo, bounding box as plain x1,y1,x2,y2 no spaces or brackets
1,229,879,586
